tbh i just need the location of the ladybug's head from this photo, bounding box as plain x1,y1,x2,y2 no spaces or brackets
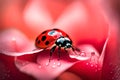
55,36,72,49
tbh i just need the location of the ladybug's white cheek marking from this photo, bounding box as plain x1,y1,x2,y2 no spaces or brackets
64,37,70,41
56,38,65,43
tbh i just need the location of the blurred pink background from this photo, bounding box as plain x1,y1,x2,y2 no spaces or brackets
0,0,119,80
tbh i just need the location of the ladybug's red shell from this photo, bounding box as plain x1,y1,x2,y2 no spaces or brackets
35,29,71,49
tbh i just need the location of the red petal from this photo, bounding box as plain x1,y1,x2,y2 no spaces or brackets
0,29,34,55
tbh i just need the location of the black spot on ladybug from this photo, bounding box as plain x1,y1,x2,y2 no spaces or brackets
45,41,49,45
41,36,46,41
37,40,40,44
36,37,38,41
52,28,59,30
41,31,47,34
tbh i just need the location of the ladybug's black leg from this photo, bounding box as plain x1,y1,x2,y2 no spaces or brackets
49,46,56,62
71,46,80,55
58,47,61,61
64,48,68,53
75,47,80,52
72,46,80,52
71,47,74,54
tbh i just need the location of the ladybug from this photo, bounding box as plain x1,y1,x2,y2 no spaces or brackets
35,28,80,62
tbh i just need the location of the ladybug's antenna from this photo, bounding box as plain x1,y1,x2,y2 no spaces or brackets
71,46,80,55
72,46,80,52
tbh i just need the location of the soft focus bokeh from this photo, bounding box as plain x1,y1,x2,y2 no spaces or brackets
0,0,119,80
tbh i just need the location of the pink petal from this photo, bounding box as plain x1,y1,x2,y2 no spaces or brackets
23,0,53,32
52,2,109,79
101,29,119,80
15,55,75,80
14,43,99,80
0,29,38,56
67,33,110,80
0,1,113,80
0,28,100,80
54,1,109,45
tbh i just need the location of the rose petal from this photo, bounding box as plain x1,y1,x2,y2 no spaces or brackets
54,1,108,45
23,0,53,33
67,30,110,80
14,43,99,80
57,71,83,80
54,1,88,29
44,0,72,21
69,44,99,61
15,51,76,80
101,22,119,80
0,29,37,56
0,1,112,80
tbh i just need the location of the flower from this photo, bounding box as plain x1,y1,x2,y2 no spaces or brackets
0,0,118,80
